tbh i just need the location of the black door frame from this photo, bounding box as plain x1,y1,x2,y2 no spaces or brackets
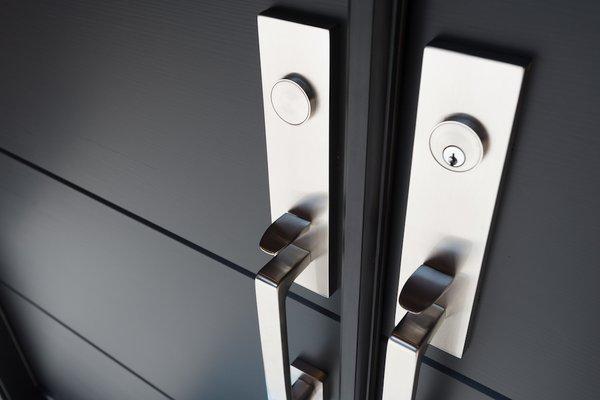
340,0,406,399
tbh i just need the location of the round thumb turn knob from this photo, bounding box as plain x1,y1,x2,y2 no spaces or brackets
270,74,315,125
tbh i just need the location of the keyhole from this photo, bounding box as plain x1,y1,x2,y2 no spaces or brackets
448,153,458,166
442,146,466,168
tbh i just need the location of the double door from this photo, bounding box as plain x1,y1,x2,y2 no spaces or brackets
0,1,599,400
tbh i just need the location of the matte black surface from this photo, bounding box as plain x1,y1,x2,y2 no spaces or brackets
2,286,487,400
340,0,404,398
1,288,172,400
383,1,600,399
0,154,340,400
0,307,40,400
0,0,342,313
416,361,487,400
0,0,596,399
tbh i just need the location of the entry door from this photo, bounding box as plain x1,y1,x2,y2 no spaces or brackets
0,1,357,400
3,1,596,400
373,1,600,400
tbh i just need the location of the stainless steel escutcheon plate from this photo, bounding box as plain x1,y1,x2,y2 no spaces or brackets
381,41,528,399
257,11,335,297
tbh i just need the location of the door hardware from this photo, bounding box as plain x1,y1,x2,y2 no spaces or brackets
442,146,465,168
381,42,528,399
398,265,454,314
256,212,326,400
257,11,335,297
256,11,336,400
270,74,316,126
429,115,485,172
382,265,453,400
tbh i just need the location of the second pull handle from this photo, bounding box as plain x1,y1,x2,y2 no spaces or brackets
382,265,453,400
382,305,445,400
256,213,326,400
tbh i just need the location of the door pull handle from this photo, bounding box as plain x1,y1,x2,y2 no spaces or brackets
380,42,527,398
382,266,453,400
256,10,335,399
255,212,326,400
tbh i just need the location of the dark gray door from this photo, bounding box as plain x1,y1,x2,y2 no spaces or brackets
378,1,600,400
1,1,597,400
0,1,351,399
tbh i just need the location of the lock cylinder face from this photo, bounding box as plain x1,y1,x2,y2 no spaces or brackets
429,115,485,172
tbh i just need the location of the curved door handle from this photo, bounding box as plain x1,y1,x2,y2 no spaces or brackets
382,265,453,400
255,213,326,400
256,10,334,398
380,43,527,399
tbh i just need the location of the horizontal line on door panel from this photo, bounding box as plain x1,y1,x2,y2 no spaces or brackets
0,147,340,323
379,334,511,399
422,357,512,400
0,280,175,400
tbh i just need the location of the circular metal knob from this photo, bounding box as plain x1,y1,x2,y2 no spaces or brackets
270,74,315,125
429,115,485,172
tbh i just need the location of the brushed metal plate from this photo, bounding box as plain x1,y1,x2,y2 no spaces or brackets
257,14,333,297
394,44,527,357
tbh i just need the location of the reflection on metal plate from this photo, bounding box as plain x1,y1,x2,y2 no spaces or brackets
257,13,333,297
394,44,527,357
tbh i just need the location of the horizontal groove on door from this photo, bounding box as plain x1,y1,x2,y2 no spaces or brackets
0,281,490,400
0,280,175,400
2,279,495,400
422,357,512,400
0,146,510,400
0,146,340,323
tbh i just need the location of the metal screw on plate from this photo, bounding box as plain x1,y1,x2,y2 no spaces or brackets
442,145,466,168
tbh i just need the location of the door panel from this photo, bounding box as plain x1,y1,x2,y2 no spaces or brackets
384,1,600,399
0,307,39,399
415,368,487,400
2,287,486,400
0,0,344,312
1,288,174,400
0,153,340,399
